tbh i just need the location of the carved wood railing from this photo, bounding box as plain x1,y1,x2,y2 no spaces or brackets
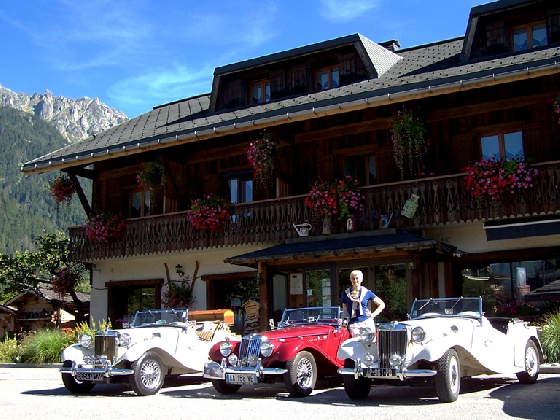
69,161,560,261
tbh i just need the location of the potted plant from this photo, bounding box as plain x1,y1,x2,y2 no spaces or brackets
246,131,280,193
463,157,538,205
305,176,364,233
137,161,165,208
162,264,195,308
84,211,126,244
49,174,76,213
52,266,82,296
187,194,233,232
390,109,429,180
137,161,165,192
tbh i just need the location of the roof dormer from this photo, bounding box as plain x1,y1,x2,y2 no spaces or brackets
462,0,560,61
208,33,402,113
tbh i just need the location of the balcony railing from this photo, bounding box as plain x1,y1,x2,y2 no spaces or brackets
69,161,560,261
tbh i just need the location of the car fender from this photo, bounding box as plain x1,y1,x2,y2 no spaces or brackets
337,338,374,361
61,343,92,363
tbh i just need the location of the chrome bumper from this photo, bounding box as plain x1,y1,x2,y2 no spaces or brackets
60,360,133,381
338,365,436,381
204,360,287,383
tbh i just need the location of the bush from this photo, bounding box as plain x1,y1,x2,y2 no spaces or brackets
18,329,75,364
540,310,560,363
0,337,21,363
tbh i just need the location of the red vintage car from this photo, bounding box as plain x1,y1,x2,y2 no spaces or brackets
204,306,349,397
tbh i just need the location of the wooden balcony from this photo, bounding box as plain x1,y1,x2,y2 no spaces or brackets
68,161,560,261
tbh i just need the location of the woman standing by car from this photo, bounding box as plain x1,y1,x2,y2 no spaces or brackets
341,269,385,337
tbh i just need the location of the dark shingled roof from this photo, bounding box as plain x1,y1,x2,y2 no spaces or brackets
225,230,452,266
21,27,560,174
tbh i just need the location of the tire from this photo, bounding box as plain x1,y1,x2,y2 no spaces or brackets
129,351,165,396
283,351,317,397
435,348,461,403
211,379,241,394
61,374,95,394
516,340,540,384
342,358,371,400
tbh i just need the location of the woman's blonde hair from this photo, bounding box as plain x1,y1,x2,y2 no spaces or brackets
350,270,363,281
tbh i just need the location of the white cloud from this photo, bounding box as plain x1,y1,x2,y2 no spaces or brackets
319,0,380,23
108,64,214,117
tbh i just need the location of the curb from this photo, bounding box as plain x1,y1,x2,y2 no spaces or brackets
0,363,62,368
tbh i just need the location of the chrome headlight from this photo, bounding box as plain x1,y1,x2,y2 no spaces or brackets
358,327,376,344
118,332,131,348
248,354,258,367
411,326,425,343
78,334,92,348
220,341,233,357
389,354,403,368
227,353,238,366
260,340,274,357
363,352,375,366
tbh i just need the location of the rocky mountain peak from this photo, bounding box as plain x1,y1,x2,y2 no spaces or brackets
0,84,128,143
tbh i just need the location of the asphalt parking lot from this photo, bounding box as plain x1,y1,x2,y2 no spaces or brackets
1,366,560,420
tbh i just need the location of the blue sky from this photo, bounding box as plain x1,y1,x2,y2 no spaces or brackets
0,0,479,118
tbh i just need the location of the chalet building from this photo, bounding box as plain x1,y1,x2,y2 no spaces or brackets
22,0,560,330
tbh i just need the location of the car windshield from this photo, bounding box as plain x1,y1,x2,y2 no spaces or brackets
279,306,341,327
130,309,188,327
409,297,482,319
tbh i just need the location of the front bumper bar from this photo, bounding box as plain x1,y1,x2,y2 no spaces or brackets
204,360,287,384
60,360,133,381
338,365,436,381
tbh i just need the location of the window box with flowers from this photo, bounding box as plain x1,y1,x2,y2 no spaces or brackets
84,211,126,244
463,157,538,207
187,194,233,232
390,109,429,180
305,176,364,234
52,266,82,296
246,131,280,195
49,174,76,213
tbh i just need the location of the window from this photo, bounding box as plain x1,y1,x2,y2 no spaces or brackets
130,190,151,218
316,66,339,91
227,173,253,204
480,130,524,160
250,80,270,105
343,155,377,185
512,22,547,51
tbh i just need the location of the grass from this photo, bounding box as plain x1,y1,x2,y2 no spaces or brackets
540,310,560,363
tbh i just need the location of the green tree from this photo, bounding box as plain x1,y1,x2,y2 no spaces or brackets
0,232,89,322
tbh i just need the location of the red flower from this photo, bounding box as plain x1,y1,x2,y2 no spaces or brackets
84,211,126,243
187,194,233,231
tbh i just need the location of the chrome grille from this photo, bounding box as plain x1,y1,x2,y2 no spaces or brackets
238,335,262,366
377,325,407,369
94,331,118,364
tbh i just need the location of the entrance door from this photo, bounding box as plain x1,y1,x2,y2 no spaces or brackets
304,269,333,307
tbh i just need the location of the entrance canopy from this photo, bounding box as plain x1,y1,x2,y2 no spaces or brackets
225,230,453,267
484,216,560,241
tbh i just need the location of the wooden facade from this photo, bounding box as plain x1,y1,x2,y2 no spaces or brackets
22,0,560,328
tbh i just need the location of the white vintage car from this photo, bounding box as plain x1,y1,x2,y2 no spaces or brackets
60,309,232,395
337,296,543,402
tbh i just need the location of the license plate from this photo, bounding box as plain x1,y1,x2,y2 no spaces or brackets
226,373,255,384
75,372,105,381
366,368,394,377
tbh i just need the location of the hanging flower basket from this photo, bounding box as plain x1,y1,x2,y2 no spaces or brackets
137,161,165,192
187,194,233,232
390,109,428,180
84,211,126,243
162,265,195,308
247,131,280,192
305,176,364,221
463,157,538,205
52,266,82,295
49,174,76,211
